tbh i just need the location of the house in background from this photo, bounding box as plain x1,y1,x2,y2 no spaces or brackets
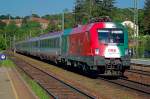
122,21,139,37
1,17,50,29
1,19,22,27
30,17,49,29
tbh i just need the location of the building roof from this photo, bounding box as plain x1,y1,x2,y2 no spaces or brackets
31,17,49,23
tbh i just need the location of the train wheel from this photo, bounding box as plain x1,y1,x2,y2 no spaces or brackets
82,64,89,75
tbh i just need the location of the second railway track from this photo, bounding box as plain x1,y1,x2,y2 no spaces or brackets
127,69,150,76
11,56,95,99
98,77,150,94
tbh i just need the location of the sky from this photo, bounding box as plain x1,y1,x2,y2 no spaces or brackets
0,0,145,17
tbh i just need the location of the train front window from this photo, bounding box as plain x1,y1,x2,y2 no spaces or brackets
98,29,124,44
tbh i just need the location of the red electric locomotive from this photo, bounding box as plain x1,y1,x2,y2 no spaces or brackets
61,21,130,76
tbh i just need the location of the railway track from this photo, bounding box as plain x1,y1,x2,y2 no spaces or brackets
99,60,150,94
127,69,150,76
98,77,150,94
11,57,95,99
8,52,150,97
131,63,150,67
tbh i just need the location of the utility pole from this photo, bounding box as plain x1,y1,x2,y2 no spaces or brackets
62,11,64,32
133,0,138,37
133,0,139,58
5,33,7,49
8,14,11,24
13,35,16,53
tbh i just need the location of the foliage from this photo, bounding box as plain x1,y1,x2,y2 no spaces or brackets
20,20,41,39
133,36,150,58
0,35,6,50
1,59,15,68
138,9,145,34
74,0,115,24
46,22,58,32
32,14,40,18
0,0,149,51
144,35,150,51
0,14,13,19
143,0,150,35
112,8,133,22
0,20,6,29
5,22,18,36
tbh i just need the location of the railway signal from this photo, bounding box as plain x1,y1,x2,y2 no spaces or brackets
0,54,6,60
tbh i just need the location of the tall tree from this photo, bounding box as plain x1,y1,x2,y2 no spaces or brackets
21,21,41,38
74,0,115,24
74,0,85,24
143,0,150,35
92,0,115,17
0,20,6,30
32,14,40,18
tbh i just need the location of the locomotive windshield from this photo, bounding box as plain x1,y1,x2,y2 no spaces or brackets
98,29,124,44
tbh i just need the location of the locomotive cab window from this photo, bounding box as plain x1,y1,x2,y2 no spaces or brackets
98,29,124,44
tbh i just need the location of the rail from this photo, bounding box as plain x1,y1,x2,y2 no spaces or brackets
131,59,150,66
11,56,95,99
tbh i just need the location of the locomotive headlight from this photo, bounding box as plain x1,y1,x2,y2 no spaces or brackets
95,48,99,55
125,49,128,55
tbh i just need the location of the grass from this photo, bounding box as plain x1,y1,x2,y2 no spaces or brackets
20,71,50,99
0,59,50,99
0,59,15,68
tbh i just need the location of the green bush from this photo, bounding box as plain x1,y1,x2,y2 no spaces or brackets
144,35,150,51
135,35,150,58
0,36,6,51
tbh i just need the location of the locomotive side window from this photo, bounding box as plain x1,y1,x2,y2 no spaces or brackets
98,29,124,44
111,30,124,43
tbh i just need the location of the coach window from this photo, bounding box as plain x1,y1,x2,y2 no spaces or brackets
46,39,48,48
54,38,56,48
49,39,51,48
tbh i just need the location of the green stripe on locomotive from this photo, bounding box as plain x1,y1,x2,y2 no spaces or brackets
116,23,129,56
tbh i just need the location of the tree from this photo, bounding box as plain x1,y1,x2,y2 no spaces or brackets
32,14,40,18
46,23,58,32
15,16,21,19
74,0,116,24
4,22,19,48
21,21,41,38
0,14,13,19
143,0,150,35
92,0,115,17
74,0,86,24
0,20,6,30
0,35,6,50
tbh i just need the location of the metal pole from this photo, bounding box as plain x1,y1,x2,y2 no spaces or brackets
5,33,7,49
133,0,139,37
62,11,64,32
133,0,139,58
8,14,11,24
13,35,16,53
136,0,138,37
136,0,139,58
9,36,11,49
133,0,136,37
